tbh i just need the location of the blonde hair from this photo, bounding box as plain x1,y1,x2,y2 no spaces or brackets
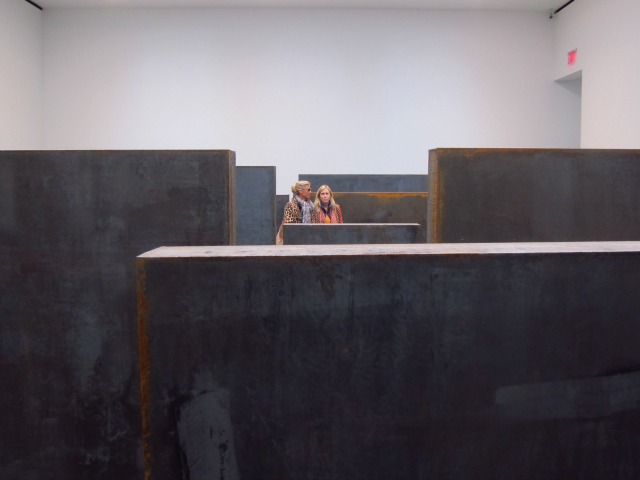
291,180,311,197
314,184,336,209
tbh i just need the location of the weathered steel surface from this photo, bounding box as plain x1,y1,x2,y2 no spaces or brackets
282,223,421,244
0,150,235,479
275,194,289,236
428,148,640,243
322,192,429,242
276,192,428,242
138,242,640,480
299,173,428,192
235,166,275,245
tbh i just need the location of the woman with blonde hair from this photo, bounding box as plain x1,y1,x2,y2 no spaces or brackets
275,180,318,244
314,184,343,224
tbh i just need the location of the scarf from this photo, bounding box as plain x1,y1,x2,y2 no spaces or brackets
296,195,315,223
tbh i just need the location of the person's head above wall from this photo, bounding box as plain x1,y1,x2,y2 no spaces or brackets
292,180,312,200
314,184,336,208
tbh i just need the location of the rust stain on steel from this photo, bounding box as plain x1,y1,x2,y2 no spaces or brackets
311,192,428,212
429,150,441,243
332,192,427,198
445,147,559,159
313,192,428,200
136,258,153,480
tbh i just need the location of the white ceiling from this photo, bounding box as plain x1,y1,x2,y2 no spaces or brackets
34,0,561,13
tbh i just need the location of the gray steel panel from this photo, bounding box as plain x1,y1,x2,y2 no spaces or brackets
428,148,640,242
0,150,235,479
235,166,276,245
138,241,640,479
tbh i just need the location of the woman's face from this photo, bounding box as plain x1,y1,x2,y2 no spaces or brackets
319,188,331,205
298,184,312,201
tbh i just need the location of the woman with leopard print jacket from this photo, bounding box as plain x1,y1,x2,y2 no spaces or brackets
275,180,318,244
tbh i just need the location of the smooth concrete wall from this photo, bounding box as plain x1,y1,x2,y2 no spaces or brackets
137,242,640,480
282,223,421,244
300,174,428,192
428,148,640,243
236,166,276,245
41,8,578,194
0,150,235,479
0,0,42,149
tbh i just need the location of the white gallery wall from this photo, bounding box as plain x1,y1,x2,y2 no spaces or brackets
553,0,640,149
42,8,578,193
0,0,42,149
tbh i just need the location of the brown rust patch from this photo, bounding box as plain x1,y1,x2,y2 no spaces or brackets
333,192,427,198
428,150,441,243
312,192,428,200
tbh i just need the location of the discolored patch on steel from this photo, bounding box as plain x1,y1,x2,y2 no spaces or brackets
299,173,429,192
311,192,429,242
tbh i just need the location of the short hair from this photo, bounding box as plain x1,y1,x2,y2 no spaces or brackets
314,184,336,209
291,180,311,196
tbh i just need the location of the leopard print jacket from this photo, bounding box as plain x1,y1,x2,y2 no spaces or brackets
282,199,318,224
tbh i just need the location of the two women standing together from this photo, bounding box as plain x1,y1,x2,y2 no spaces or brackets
276,180,343,244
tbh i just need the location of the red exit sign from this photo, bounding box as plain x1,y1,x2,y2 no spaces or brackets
568,49,577,65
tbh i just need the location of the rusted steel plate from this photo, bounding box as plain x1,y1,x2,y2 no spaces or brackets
0,150,235,479
428,148,640,243
138,241,640,479
282,223,421,244
299,174,428,192
313,192,429,242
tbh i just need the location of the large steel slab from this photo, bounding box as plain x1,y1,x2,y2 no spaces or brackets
137,241,640,480
320,192,429,242
235,166,276,245
282,223,420,244
299,173,428,192
428,148,640,242
0,150,235,479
